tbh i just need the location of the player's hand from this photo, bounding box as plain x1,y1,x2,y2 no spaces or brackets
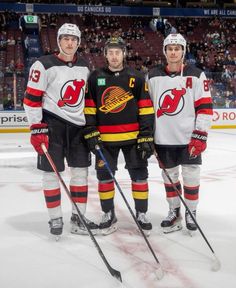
137,136,154,160
30,123,49,155
84,127,103,154
188,130,207,157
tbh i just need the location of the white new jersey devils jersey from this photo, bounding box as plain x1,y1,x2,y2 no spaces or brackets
24,54,90,126
147,65,213,145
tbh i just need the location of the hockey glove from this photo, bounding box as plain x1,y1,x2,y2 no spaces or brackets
84,127,102,154
188,130,208,157
30,123,49,155
137,136,154,160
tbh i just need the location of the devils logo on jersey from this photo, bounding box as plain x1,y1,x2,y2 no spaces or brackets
58,79,85,108
99,86,134,114
157,88,186,118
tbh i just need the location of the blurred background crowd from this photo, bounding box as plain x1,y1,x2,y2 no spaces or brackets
0,0,235,110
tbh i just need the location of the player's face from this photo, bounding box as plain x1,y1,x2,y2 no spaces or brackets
106,47,124,71
165,44,184,65
59,35,79,56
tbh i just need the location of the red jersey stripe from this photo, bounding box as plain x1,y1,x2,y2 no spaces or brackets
44,188,60,197
99,181,114,192
85,99,96,107
167,191,179,198
47,200,61,208
26,86,44,96
70,185,88,193
195,97,212,107
99,123,139,133
184,193,199,200
23,98,42,108
132,182,148,191
138,99,153,108
71,197,87,203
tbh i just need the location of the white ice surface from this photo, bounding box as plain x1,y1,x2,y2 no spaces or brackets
0,129,235,288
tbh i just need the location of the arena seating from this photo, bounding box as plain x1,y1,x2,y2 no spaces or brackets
0,13,235,109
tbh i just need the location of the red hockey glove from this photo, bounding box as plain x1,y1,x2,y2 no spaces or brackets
188,130,207,157
30,123,49,155
137,136,154,160
84,127,103,154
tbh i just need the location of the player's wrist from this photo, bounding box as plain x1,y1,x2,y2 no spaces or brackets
30,123,48,135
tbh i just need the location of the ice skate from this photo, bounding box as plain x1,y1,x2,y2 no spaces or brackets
161,207,182,234
185,210,197,236
136,212,152,236
48,217,64,240
71,213,99,235
99,210,117,236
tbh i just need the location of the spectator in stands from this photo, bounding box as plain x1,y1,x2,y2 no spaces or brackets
24,35,30,57
49,13,58,28
164,20,176,37
90,43,101,54
3,94,14,110
5,59,15,76
9,59,16,72
0,70,4,79
40,14,49,28
143,56,152,67
0,13,6,32
15,58,24,75
0,34,7,50
7,36,16,46
44,47,51,55
222,66,233,81
132,52,142,63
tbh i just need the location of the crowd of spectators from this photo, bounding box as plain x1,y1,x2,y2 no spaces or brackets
0,10,235,110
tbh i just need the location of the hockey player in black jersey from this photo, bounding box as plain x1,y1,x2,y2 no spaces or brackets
84,36,155,236
23,23,98,238
147,33,213,234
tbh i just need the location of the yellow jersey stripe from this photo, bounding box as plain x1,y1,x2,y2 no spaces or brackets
99,190,115,200
132,191,148,200
101,131,139,142
139,107,155,115
84,107,96,115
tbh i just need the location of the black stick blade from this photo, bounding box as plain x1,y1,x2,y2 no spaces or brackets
111,269,122,282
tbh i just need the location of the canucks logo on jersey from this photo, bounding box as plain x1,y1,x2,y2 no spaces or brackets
99,86,134,114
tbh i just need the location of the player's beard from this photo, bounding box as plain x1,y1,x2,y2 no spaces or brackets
108,59,123,71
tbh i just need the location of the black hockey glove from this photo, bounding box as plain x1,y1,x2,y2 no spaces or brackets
84,127,103,154
137,136,154,160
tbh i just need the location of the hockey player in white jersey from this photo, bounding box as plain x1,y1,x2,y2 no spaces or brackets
23,23,98,238
147,33,213,233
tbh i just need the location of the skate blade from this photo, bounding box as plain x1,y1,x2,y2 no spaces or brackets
50,234,61,241
162,223,182,234
184,229,197,237
100,224,117,236
136,228,151,237
71,226,98,236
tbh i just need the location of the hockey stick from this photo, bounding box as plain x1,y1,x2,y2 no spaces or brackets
154,150,221,272
95,145,164,280
41,143,122,282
